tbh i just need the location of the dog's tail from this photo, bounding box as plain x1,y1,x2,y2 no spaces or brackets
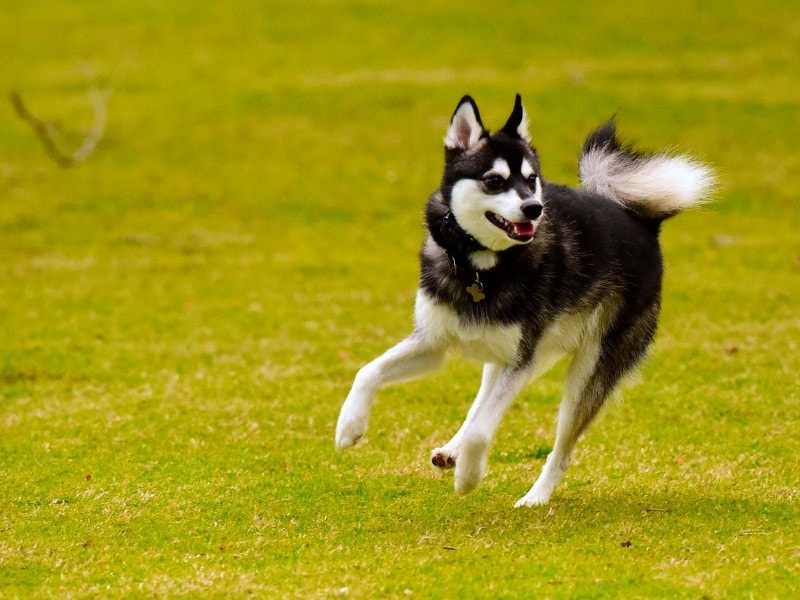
578,121,715,220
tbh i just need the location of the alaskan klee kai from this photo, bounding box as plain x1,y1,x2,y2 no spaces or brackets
335,95,714,506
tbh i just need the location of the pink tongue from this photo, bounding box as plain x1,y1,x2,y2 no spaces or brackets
514,221,534,236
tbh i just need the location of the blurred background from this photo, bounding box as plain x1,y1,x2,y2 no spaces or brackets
1,1,798,596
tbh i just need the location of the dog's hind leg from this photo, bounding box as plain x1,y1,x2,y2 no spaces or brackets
515,304,657,507
336,334,446,451
515,339,604,507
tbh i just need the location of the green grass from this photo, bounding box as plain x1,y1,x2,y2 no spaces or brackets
1,0,799,597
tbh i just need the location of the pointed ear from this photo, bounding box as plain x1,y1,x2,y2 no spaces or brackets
444,95,486,150
500,93,531,143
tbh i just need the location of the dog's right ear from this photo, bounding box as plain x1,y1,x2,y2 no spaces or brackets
445,95,486,151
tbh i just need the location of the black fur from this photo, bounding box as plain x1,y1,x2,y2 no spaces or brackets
422,182,661,365
422,112,662,390
582,119,621,155
500,93,526,137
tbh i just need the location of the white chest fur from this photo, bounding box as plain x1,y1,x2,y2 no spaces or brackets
414,291,522,365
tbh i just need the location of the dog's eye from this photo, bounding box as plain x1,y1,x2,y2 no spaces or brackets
482,175,505,193
527,174,539,187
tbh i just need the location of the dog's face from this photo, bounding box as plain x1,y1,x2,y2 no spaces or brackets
441,95,544,252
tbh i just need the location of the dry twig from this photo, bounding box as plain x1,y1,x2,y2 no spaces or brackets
9,88,108,167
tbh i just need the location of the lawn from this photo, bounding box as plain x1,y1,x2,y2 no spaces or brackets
1,1,798,597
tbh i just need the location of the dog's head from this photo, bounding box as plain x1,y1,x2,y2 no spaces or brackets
440,94,543,252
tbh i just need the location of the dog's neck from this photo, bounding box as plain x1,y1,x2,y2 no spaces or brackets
439,211,487,256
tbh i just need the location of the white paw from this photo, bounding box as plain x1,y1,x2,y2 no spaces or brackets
514,471,560,507
453,437,489,496
431,445,458,470
335,402,369,451
514,488,552,508
335,419,366,451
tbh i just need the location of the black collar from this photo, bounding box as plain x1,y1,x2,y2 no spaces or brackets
439,211,487,256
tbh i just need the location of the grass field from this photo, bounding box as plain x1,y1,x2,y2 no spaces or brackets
1,1,799,597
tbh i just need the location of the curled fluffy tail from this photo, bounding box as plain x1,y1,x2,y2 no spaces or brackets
579,121,715,220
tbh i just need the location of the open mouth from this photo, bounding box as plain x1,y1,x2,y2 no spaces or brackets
485,212,535,242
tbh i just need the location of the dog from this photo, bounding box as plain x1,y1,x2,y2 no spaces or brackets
335,94,714,506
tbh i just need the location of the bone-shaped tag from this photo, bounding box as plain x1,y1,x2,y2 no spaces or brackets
466,282,485,303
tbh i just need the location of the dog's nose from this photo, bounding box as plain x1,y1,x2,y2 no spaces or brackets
521,200,543,220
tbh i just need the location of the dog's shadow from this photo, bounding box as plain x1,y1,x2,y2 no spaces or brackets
409,478,794,543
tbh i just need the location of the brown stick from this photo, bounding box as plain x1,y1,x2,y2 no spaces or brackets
9,89,108,167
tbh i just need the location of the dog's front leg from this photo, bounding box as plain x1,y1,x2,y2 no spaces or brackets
431,362,503,470
335,334,445,451
444,364,531,496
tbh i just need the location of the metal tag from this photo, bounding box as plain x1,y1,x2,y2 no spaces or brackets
466,281,485,303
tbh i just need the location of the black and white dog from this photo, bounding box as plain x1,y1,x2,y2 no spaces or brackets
335,95,714,506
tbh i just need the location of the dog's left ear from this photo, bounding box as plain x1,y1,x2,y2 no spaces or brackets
500,93,531,143
445,95,486,151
